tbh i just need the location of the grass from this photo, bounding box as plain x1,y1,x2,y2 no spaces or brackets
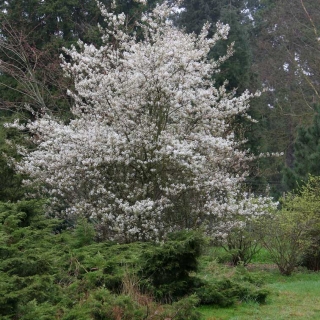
197,247,320,319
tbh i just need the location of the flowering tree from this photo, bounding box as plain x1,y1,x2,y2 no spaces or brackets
14,0,275,242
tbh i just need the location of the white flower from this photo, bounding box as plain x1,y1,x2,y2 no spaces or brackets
13,0,275,242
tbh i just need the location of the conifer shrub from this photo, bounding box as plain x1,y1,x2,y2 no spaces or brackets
0,201,269,318
196,277,268,306
0,200,61,318
138,231,204,301
0,202,203,319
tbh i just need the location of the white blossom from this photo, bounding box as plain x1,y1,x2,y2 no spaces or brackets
14,1,276,242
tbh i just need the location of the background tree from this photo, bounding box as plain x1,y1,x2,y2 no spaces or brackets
283,105,320,190
0,117,26,201
247,0,320,195
0,0,159,114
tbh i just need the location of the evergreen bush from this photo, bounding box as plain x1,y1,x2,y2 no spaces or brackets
139,231,204,301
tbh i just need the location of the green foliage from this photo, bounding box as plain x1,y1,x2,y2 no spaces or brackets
217,223,262,266
139,231,204,301
196,278,268,307
259,176,320,274
284,176,320,271
177,0,221,36
0,200,273,318
166,294,201,320
0,200,59,317
196,253,269,307
259,211,310,275
1,0,100,49
246,0,320,197
0,204,204,319
0,116,27,202
73,218,96,248
213,6,252,93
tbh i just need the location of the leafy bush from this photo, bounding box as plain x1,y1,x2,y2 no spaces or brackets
259,210,311,275
259,176,320,274
259,205,310,273
296,176,320,271
216,222,262,266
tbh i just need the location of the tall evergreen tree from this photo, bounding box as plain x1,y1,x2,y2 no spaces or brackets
283,105,320,191
240,0,320,196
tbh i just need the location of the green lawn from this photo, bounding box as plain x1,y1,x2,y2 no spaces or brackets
198,268,320,319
